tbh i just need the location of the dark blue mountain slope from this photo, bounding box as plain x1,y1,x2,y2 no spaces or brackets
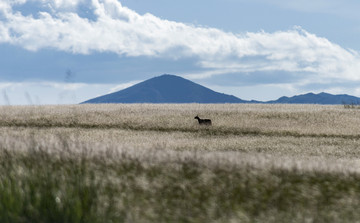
82,74,247,103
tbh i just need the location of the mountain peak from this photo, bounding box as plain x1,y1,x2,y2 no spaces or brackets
82,74,246,104
152,74,182,80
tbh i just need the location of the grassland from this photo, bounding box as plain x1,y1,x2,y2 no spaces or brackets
1,104,360,222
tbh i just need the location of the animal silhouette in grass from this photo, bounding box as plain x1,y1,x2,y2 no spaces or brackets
194,115,212,125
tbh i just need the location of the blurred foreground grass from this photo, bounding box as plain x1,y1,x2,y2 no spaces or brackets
2,145,360,222
1,104,360,222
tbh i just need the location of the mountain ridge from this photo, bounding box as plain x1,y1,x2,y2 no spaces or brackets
82,74,360,105
267,92,360,105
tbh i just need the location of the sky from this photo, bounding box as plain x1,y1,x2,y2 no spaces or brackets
1,0,360,105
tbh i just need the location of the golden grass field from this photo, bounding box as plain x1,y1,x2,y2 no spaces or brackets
1,104,360,222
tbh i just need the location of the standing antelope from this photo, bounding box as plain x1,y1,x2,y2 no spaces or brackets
194,115,212,125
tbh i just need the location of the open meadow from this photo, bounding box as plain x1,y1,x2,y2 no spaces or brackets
1,104,360,222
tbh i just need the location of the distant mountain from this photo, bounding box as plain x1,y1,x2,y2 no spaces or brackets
82,74,360,105
82,74,247,104
267,92,360,105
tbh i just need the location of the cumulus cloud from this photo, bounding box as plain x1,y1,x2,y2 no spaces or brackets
3,0,84,9
1,0,360,87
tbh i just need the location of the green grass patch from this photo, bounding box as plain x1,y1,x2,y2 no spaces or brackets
1,146,360,222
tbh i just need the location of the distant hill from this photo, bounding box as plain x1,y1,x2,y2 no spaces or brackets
82,74,360,105
82,74,247,103
267,92,360,105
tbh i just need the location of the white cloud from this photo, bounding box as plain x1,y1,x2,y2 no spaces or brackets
50,0,84,9
1,0,360,88
0,81,116,105
3,0,84,9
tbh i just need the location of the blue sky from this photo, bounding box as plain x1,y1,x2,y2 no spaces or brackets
1,0,360,105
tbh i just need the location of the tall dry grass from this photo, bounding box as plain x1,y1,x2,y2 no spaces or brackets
1,104,360,222
2,104,360,136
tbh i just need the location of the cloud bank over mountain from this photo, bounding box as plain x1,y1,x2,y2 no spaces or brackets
1,0,360,82
1,0,360,104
